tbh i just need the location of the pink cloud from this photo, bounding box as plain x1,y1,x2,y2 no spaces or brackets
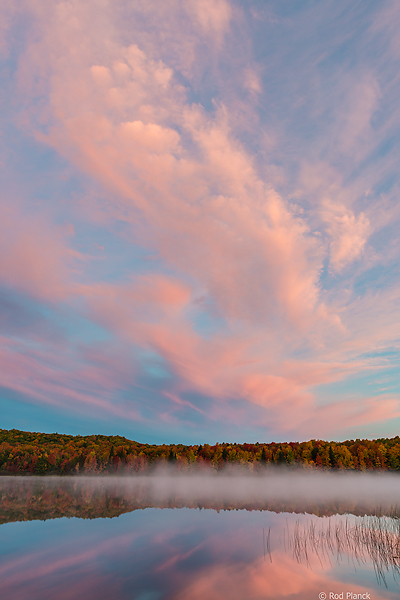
307,395,400,439
188,0,232,39
1,0,400,439
81,277,374,434
321,200,371,273
13,3,323,331
0,336,142,421
0,200,79,301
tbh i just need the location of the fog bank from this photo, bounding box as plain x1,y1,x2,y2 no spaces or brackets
104,468,400,511
2,468,400,518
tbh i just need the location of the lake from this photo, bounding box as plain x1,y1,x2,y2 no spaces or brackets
1,471,400,599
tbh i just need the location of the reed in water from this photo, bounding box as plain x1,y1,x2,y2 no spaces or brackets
285,511,400,587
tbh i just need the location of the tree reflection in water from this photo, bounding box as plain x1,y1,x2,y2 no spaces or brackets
2,474,400,597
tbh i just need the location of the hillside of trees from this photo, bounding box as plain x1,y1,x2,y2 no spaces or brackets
1,428,400,475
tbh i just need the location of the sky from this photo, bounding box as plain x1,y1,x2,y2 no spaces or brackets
1,0,400,444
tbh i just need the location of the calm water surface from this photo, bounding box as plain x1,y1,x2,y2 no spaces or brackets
1,473,400,599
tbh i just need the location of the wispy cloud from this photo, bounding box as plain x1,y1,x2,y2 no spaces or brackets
1,0,400,441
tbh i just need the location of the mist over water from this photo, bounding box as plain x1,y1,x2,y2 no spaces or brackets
120,467,400,509
2,468,400,518
2,470,400,598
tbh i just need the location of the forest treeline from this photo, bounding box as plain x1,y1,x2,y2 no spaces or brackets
1,428,400,474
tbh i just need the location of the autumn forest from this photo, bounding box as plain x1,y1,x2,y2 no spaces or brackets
1,429,400,474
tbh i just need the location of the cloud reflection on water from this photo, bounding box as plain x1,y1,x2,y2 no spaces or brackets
1,472,400,599
1,508,398,600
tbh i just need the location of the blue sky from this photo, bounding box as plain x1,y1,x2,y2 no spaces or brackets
1,0,400,443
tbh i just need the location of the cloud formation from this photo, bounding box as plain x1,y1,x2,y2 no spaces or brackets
1,0,400,441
